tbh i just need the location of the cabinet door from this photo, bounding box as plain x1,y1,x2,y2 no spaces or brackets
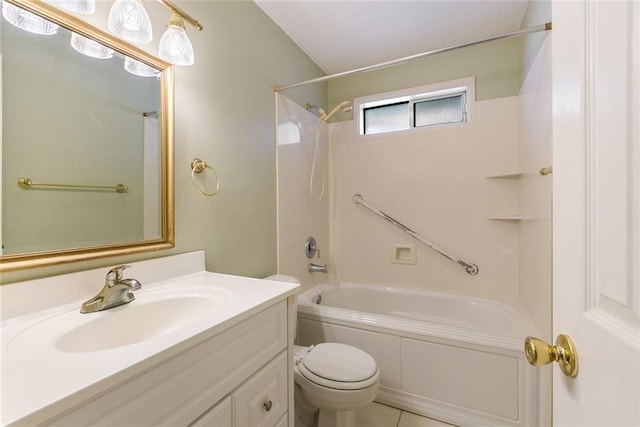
233,351,287,427
273,414,288,427
189,396,232,427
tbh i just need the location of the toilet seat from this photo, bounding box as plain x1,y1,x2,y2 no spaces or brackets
298,343,378,390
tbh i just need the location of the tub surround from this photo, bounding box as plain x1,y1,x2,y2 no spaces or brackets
329,96,520,300
1,251,299,426
518,26,552,339
276,94,330,291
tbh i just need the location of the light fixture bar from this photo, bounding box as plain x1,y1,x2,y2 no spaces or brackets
156,0,202,31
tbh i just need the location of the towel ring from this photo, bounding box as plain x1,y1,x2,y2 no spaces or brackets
190,158,220,197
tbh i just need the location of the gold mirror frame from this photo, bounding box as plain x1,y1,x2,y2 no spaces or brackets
0,0,175,272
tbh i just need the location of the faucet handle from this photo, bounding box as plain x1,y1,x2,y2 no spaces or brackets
305,237,320,259
105,265,131,284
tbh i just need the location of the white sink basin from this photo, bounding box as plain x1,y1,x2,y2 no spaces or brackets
57,296,220,352
7,288,230,354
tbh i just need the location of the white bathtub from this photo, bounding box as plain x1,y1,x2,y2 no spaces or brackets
296,282,543,427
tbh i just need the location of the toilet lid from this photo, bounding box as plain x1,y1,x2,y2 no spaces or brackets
300,343,377,383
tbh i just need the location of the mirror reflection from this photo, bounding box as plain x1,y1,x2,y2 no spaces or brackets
1,0,173,269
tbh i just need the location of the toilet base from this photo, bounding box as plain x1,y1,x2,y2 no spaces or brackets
318,409,356,427
294,383,318,427
294,383,360,427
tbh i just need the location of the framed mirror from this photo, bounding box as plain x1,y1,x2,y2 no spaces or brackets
1,0,174,272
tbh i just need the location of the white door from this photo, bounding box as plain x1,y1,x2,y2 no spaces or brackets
551,0,640,425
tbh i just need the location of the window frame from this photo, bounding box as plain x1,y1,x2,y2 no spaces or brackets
354,77,475,138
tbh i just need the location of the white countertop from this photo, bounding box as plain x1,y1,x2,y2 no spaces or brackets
0,252,299,426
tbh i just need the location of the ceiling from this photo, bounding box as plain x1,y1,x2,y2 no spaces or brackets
254,1,529,75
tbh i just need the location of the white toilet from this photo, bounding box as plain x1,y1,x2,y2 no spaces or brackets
266,275,380,427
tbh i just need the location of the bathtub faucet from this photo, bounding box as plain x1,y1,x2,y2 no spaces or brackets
308,263,328,274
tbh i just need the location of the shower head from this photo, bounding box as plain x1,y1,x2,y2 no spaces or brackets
340,102,353,113
320,100,352,122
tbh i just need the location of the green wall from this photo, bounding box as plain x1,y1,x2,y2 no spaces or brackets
1,1,326,284
326,4,555,112
328,37,521,118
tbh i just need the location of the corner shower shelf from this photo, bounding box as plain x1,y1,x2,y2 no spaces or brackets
485,171,522,221
487,215,523,222
485,172,523,179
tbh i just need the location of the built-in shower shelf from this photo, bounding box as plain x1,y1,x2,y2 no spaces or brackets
487,215,523,221
486,171,522,222
485,172,522,179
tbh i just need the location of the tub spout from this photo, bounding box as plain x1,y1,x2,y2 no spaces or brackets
308,263,328,274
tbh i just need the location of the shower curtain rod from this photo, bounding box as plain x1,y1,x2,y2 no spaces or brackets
274,22,551,92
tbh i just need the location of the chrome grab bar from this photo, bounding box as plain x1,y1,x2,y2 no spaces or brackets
353,194,479,276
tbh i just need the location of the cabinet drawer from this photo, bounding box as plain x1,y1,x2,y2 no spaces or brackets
189,396,232,427
233,351,288,427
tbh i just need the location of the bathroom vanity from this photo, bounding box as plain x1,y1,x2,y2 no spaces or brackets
0,252,299,426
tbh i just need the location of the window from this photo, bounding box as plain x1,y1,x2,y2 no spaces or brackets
356,78,474,136
414,94,465,127
363,101,409,134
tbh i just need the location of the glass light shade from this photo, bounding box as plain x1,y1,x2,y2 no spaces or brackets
158,15,194,66
2,2,59,35
71,33,114,59
44,0,95,15
107,0,152,44
124,57,160,78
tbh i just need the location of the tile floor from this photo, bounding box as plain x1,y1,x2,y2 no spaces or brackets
354,402,456,427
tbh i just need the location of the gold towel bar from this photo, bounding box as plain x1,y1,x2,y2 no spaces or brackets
17,177,128,193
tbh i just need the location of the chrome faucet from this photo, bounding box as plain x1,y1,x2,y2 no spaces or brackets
81,265,142,313
308,263,328,274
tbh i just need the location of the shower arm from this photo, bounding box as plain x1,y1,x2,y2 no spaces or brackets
353,194,479,276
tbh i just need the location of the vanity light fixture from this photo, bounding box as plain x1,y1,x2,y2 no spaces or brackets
44,0,95,15
107,0,202,66
71,32,115,59
107,0,153,44
156,0,202,66
158,12,194,66
2,1,59,34
3,0,203,66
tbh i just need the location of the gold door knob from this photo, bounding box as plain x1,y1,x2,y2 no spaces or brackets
524,334,579,378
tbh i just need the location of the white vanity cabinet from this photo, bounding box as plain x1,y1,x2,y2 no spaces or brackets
190,397,233,427
231,351,288,426
44,301,292,427
192,351,288,427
